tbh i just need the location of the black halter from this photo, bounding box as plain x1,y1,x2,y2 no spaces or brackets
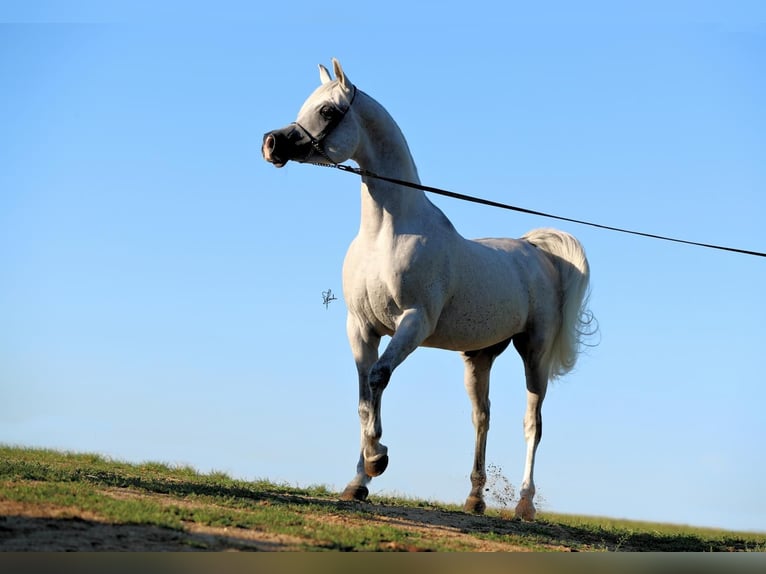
291,85,358,164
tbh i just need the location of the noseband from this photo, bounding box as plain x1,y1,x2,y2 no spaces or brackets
292,85,357,164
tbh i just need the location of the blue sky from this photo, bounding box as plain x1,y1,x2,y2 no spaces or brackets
1,2,764,532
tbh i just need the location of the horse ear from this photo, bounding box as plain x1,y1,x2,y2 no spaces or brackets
318,64,332,85
332,58,351,90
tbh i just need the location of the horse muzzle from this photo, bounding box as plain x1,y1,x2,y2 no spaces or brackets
262,125,313,168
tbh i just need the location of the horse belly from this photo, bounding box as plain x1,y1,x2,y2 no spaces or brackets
423,279,530,352
421,238,555,352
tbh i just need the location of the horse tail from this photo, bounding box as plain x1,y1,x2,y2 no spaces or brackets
522,228,596,380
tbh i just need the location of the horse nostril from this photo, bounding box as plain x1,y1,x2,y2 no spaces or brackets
262,132,287,167
264,133,276,152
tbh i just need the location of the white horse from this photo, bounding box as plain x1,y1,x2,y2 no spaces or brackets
262,59,593,520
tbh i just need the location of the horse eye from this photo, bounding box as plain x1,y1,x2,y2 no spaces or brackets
320,105,337,120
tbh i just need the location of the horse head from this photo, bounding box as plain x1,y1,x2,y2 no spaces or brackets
262,58,359,168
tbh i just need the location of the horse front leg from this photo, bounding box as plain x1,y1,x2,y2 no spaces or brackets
340,315,380,502
361,308,433,478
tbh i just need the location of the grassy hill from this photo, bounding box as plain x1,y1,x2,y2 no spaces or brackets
1,445,763,551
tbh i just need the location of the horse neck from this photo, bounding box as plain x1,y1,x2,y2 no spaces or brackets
351,92,448,235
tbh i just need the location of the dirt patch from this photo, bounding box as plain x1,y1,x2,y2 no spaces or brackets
306,505,535,552
0,499,305,551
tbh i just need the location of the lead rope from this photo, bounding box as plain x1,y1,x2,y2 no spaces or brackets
313,161,765,258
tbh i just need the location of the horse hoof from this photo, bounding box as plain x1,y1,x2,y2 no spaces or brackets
340,484,369,502
514,498,536,521
364,454,389,477
463,495,486,515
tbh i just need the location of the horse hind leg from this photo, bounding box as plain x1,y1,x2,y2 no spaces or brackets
461,339,511,515
512,333,549,521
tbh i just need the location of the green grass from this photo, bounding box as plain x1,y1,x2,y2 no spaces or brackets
1,445,764,552
534,512,766,552
0,445,460,551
